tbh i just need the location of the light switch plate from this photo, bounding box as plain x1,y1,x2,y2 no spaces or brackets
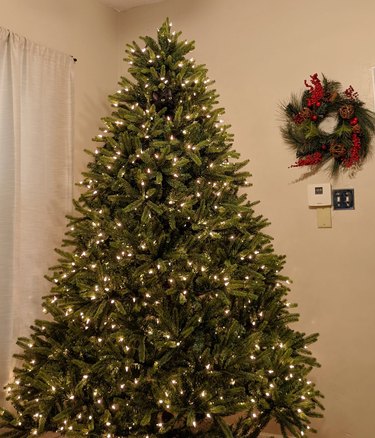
333,189,354,210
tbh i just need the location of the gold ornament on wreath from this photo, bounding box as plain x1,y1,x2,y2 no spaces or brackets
281,73,375,176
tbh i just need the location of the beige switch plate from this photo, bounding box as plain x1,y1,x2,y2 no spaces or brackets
316,206,332,228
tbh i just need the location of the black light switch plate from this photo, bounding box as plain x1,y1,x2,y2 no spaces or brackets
332,189,354,210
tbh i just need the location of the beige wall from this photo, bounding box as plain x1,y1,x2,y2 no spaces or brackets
118,1,375,437
0,0,120,186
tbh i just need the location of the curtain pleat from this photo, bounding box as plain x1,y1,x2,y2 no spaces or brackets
0,28,74,404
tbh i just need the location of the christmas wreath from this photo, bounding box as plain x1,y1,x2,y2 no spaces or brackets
281,73,375,175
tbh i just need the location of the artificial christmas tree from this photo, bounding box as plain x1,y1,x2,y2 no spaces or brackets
0,20,323,438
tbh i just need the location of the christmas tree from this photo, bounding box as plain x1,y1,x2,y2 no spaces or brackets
0,20,323,438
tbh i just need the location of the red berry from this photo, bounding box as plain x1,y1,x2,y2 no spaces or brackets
316,102,321,107
350,117,358,126
311,114,318,121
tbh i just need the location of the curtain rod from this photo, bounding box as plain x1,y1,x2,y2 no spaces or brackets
2,27,78,63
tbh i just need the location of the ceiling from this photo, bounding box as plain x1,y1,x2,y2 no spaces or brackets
98,0,165,12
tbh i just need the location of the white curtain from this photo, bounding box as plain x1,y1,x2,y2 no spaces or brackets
0,28,74,404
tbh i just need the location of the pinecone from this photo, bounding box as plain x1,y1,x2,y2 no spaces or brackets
352,123,361,134
339,104,355,119
300,107,312,119
330,142,347,158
